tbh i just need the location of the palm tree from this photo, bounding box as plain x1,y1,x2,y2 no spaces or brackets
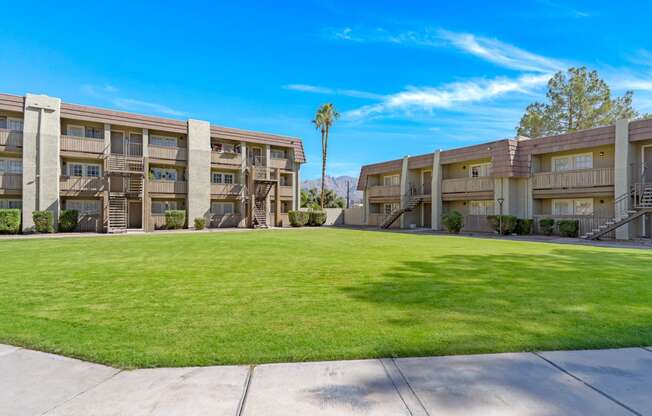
312,103,339,209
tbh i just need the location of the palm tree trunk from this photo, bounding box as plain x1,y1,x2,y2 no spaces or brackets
320,127,327,209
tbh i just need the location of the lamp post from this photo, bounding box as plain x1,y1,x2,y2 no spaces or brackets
497,197,505,235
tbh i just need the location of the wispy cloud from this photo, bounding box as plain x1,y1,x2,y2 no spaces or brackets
535,0,592,18
284,84,386,100
82,84,187,117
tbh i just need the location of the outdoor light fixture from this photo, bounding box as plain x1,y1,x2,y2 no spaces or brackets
497,197,505,234
599,151,605,157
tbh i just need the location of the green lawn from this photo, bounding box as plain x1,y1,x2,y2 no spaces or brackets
1,228,651,368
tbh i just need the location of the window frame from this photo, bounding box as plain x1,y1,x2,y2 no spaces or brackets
7,117,23,131
210,201,235,215
383,175,400,186
0,157,22,173
270,149,286,159
151,200,178,214
469,163,491,178
0,198,21,209
150,134,178,148
469,200,494,215
150,167,178,181
551,152,593,172
67,124,86,137
552,198,593,216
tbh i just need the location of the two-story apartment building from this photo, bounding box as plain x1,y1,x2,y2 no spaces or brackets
0,93,304,233
358,119,652,240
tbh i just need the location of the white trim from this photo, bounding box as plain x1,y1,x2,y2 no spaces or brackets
469,163,491,178
66,162,102,177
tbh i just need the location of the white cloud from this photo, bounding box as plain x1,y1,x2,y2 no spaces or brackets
284,84,386,100
81,84,186,117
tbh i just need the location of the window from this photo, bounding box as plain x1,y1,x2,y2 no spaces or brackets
0,158,22,173
150,168,177,181
66,199,100,215
0,116,6,129
383,175,400,186
212,172,235,184
281,201,291,214
224,173,234,184
67,125,85,137
85,127,102,139
552,153,593,172
7,117,23,131
211,202,234,215
150,135,178,148
552,198,593,216
271,149,285,159
69,164,83,176
151,200,177,214
85,165,101,177
212,172,222,183
469,200,495,215
0,199,21,209
66,163,100,177
280,175,291,186
384,203,399,215
470,163,491,178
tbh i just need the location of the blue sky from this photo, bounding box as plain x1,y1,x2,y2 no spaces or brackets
2,1,652,179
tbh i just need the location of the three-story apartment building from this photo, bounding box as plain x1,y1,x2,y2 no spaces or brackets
0,93,304,233
358,119,652,240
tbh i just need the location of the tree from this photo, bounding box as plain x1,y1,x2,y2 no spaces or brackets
301,188,345,209
517,67,640,138
312,103,339,209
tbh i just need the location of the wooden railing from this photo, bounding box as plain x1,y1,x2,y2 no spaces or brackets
278,185,293,198
533,214,615,238
150,214,167,230
60,176,106,193
442,177,494,193
212,151,242,165
269,157,292,170
532,167,614,189
368,213,391,226
60,135,106,154
367,185,401,198
461,215,493,233
149,180,188,194
0,129,23,148
208,213,241,228
149,145,187,161
106,155,144,173
211,183,244,196
0,173,22,191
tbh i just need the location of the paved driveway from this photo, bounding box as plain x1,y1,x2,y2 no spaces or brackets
1,344,651,415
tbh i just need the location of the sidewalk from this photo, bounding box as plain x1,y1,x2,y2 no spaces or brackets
1,344,650,415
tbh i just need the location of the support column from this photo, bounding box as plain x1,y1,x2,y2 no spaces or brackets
295,164,301,211
187,119,211,229
431,150,442,230
22,94,61,232
275,182,281,226
102,123,111,232
142,128,150,232
363,190,369,224
239,141,247,227
614,119,632,239
265,144,271,224
399,155,409,228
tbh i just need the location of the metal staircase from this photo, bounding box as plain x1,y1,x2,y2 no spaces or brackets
104,144,144,233
379,195,424,229
247,155,275,228
581,182,652,240
108,194,127,233
253,200,268,228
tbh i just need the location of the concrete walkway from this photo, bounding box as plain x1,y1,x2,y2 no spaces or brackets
2,345,651,415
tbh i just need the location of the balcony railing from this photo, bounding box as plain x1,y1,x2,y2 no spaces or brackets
278,185,293,198
532,167,615,189
367,185,401,198
149,145,187,161
0,173,22,192
209,213,241,228
106,155,144,173
60,135,106,154
0,129,23,148
533,214,615,238
442,177,494,193
210,183,245,196
211,151,242,165
149,180,187,194
269,157,292,170
60,176,106,193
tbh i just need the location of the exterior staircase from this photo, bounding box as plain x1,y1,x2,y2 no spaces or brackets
253,200,268,228
108,194,127,233
379,196,424,229
581,183,652,240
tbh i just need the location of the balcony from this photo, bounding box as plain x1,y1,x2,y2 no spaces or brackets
278,185,293,198
211,151,242,166
442,177,494,194
60,135,105,154
211,183,244,196
269,157,292,170
60,176,106,194
106,155,144,173
367,185,401,198
0,129,22,149
532,168,614,190
149,180,187,194
0,173,22,193
149,145,187,161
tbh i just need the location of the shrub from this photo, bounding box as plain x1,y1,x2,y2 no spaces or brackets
442,211,463,233
487,215,518,235
538,218,555,236
165,210,186,230
58,209,79,232
194,217,206,230
558,219,579,237
0,209,20,234
515,219,533,235
32,210,54,233
308,210,327,226
288,210,309,227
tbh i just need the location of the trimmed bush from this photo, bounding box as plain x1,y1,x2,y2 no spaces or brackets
194,217,206,230
32,210,54,233
288,210,309,227
539,218,555,236
558,219,579,237
308,210,327,226
487,215,518,235
0,209,20,234
59,209,79,232
442,210,463,233
515,218,533,235
165,210,186,230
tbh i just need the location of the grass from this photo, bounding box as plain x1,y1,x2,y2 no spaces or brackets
1,228,651,368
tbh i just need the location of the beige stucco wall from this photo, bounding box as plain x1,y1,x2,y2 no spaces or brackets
443,158,491,179
187,120,211,226
532,144,615,173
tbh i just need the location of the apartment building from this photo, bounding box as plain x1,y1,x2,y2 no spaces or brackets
0,93,304,233
358,119,652,240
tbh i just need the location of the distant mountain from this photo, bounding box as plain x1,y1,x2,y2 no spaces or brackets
301,175,363,204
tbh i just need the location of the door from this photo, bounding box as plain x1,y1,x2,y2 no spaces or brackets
424,203,432,227
644,146,652,183
422,171,432,195
111,131,125,155
249,147,263,165
128,201,142,229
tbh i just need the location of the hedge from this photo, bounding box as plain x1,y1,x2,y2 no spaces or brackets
288,211,309,227
309,210,327,226
0,209,20,234
558,219,579,237
165,210,186,229
515,218,533,235
538,218,555,236
442,210,463,233
193,217,206,230
487,215,518,235
59,209,79,232
32,210,54,233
